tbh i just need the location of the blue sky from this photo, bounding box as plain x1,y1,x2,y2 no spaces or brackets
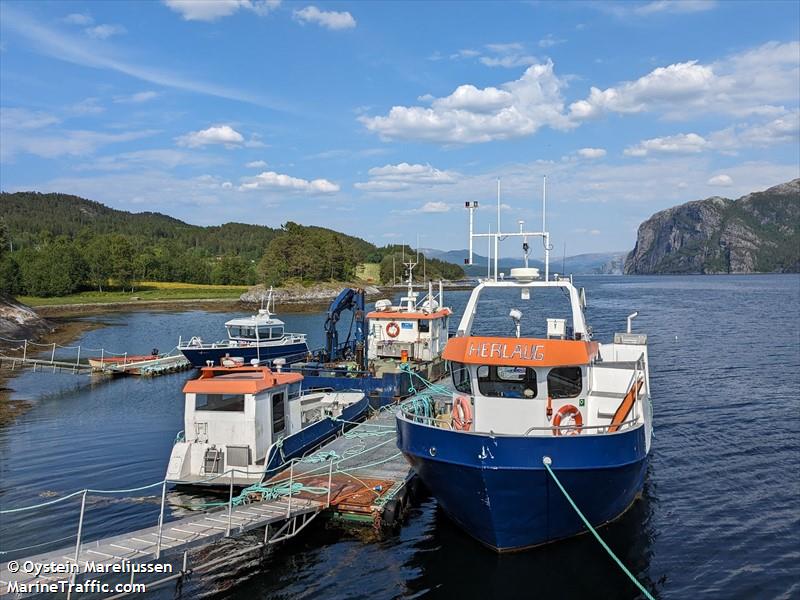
1,0,798,256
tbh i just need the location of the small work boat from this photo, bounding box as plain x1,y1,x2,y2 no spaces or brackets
396,184,652,551
177,289,309,368
166,365,367,487
288,266,452,407
88,352,158,370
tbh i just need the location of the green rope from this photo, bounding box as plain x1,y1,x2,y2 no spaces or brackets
543,459,655,600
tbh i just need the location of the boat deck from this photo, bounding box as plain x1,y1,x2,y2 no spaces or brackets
266,407,412,523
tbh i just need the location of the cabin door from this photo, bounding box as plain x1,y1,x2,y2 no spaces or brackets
271,392,286,438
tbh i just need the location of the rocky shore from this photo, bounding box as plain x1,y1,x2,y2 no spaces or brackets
240,283,382,305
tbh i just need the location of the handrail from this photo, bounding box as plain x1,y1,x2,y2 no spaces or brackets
399,409,641,436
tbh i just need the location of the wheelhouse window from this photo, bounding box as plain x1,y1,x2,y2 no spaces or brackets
228,326,256,339
418,320,430,333
547,367,582,399
477,365,537,398
195,394,245,412
257,326,284,339
451,362,472,394
272,392,285,435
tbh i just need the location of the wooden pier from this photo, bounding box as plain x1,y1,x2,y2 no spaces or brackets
0,409,413,599
268,407,413,527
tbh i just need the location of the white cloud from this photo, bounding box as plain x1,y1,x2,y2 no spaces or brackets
114,91,159,103
85,24,127,39
635,1,717,16
360,60,573,143
480,55,537,68
176,125,245,148
538,34,565,48
1,127,158,161
77,149,224,171
239,170,339,193
293,6,356,30
625,112,799,157
416,201,450,213
577,147,606,159
246,160,268,168
63,13,94,26
569,41,800,122
163,0,281,22
3,6,284,110
624,132,709,156
0,107,60,130
69,97,105,115
707,174,733,186
355,163,458,192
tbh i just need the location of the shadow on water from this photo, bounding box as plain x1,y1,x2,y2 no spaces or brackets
403,473,660,600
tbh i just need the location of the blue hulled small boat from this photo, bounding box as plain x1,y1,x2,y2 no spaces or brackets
178,289,309,368
396,186,652,551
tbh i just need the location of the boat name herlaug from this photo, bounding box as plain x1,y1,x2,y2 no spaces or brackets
467,341,545,361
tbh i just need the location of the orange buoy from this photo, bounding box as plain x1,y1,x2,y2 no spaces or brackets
452,394,473,431
552,404,583,436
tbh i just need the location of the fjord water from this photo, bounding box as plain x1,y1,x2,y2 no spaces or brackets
1,275,798,599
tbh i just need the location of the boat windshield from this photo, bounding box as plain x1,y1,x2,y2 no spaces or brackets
195,393,245,412
476,365,538,398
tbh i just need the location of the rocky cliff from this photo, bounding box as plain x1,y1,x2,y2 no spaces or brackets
625,180,800,274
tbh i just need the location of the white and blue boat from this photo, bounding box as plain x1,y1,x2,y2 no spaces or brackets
166,364,368,487
396,184,652,551
178,289,309,368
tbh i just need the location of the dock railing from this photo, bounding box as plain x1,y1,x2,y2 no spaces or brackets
1,454,337,566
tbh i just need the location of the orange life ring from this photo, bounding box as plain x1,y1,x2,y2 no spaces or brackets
552,404,583,436
452,394,473,431
386,322,401,338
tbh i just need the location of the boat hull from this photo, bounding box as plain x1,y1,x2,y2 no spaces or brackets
263,394,371,476
179,342,308,368
396,416,648,551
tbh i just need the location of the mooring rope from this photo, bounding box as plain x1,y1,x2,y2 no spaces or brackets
542,458,655,600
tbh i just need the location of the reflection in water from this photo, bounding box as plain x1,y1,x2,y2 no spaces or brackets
1,275,798,599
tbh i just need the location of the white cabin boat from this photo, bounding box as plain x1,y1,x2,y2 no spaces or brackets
166,365,367,487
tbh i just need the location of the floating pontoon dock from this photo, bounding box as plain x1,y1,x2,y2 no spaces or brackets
0,409,413,599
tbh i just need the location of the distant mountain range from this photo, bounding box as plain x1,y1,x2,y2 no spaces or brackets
625,179,799,274
419,248,627,276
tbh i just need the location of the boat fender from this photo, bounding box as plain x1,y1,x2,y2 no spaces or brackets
552,404,583,436
452,394,473,431
386,322,401,338
382,498,400,528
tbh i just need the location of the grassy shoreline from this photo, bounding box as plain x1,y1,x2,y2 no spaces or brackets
19,281,248,307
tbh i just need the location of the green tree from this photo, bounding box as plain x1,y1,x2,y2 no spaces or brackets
106,235,134,290
0,254,21,295
19,239,86,297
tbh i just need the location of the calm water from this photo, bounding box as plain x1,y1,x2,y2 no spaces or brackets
1,275,798,599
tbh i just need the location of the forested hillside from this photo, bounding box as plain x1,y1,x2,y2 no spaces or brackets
0,192,463,297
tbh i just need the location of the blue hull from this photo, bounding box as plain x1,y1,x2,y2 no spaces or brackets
263,394,370,477
180,342,308,368
396,416,648,551
295,371,413,409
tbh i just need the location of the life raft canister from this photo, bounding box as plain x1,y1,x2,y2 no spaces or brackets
386,322,401,338
552,404,583,436
452,394,473,431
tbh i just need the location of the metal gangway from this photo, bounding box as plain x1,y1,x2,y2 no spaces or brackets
0,458,336,599
0,336,190,376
